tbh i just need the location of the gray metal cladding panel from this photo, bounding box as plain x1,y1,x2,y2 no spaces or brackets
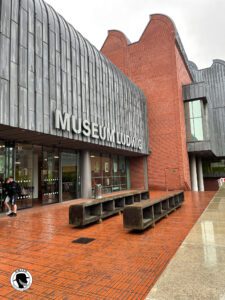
0,34,10,80
35,20,43,57
43,43,49,79
28,33,34,72
36,92,43,132
35,56,43,94
21,0,28,11
12,0,19,22
34,0,42,22
49,65,56,100
0,0,148,155
19,87,28,128
28,0,34,33
0,0,11,37
10,62,18,108
49,31,56,66
28,71,35,111
19,47,28,88
0,79,9,125
11,21,19,64
20,8,28,48
183,83,208,101
189,60,225,157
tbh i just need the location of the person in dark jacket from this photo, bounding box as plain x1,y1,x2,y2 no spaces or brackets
0,177,5,212
5,176,21,217
3,177,12,215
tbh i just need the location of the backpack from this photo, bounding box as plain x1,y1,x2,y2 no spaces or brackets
8,181,22,196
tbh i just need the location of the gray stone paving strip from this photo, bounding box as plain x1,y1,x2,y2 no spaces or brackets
146,188,225,300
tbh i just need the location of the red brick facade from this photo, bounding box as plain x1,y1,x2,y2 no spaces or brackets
101,14,192,190
129,157,146,190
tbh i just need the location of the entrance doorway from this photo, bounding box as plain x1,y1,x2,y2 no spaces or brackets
61,152,80,201
33,146,59,205
0,141,81,209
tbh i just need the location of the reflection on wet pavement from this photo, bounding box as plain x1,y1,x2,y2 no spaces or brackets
147,188,225,300
0,191,214,299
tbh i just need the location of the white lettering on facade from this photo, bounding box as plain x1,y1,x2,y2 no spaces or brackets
82,120,91,137
99,126,106,140
71,116,81,134
55,110,70,131
91,122,99,139
55,110,143,150
106,128,115,143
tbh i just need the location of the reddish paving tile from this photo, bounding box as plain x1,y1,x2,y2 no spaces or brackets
0,191,215,299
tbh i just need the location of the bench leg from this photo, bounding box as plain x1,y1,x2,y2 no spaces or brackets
98,218,103,224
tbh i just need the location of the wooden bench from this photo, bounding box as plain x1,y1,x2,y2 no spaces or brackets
123,191,184,231
69,189,150,227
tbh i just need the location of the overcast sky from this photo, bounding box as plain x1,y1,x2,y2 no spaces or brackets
45,0,225,69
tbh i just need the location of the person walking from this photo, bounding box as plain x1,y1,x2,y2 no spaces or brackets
0,177,4,212
3,178,13,215
5,176,21,217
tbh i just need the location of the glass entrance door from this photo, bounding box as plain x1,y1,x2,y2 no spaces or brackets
15,144,33,209
41,148,59,205
62,152,80,201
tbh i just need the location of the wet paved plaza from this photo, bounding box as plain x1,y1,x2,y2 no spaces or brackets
0,191,215,299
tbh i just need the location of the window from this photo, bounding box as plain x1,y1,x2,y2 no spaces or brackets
203,160,225,177
91,153,129,195
185,100,205,142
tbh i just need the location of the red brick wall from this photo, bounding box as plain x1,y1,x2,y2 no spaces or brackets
102,14,192,190
129,156,146,190
174,46,192,189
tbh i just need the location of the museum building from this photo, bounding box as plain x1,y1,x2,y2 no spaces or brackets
0,0,148,209
0,0,225,211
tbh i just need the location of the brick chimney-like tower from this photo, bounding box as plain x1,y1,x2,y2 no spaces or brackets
101,14,192,190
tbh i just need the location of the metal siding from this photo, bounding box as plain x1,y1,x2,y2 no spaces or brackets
188,60,225,157
0,34,10,80
19,86,28,128
20,8,28,48
11,21,19,64
0,0,11,37
0,78,9,125
0,0,148,155
11,0,19,23
10,62,18,126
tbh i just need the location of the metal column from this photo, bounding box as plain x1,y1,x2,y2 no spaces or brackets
197,157,204,191
80,150,92,198
190,155,198,191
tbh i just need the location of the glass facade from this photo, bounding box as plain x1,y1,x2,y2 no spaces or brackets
0,141,82,210
15,144,33,209
91,153,129,195
41,148,60,205
0,140,130,209
185,100,204,142
203,160,225,178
